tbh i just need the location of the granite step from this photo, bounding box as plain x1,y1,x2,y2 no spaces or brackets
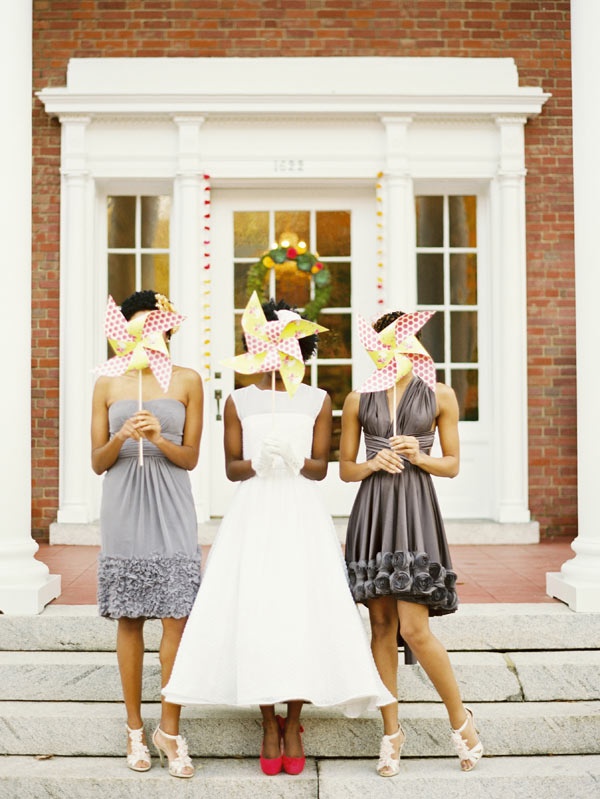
0,650,526,703
2,649,600,703
1,755,599,799
2,603,600,652
1,701,599,758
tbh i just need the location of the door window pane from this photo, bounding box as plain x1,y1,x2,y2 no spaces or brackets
450,311,478,363
275,211,310,251
415,194,479,421
141,196,171,248
234,212,269,258
316,211,350,256
420,312,444,363
450,253,478,305
451,369,479,422
449,195,477,248
327,262,351,307
107,196,136,248
142,254,170,297
416,196,443,247
316,313,351,359
108,253,135,305
417,254,444,305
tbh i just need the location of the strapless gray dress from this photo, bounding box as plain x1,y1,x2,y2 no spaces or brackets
344,378,458,616
97,398,201,619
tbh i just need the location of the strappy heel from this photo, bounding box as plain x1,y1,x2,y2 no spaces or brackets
376,725,405,777
126,724,151,772
450,706,484,772
152,726,194,779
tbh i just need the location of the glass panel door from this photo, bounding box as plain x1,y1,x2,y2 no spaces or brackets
232,208,353,461
209,188,373,518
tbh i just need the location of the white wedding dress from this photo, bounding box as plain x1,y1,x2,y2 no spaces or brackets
163,383,394,716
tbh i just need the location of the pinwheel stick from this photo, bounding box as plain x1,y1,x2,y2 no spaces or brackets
271,370,276,423
393,382,397,438
138,371,144,467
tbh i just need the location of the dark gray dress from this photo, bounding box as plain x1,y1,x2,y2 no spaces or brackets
345,378,458,616
97,398,201,619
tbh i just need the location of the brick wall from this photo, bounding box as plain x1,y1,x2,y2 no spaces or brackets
32,0,574,539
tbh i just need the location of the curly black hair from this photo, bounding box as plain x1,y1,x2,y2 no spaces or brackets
120,290,177,339
243,298,318,363
120,290,161,321
373,310,422,340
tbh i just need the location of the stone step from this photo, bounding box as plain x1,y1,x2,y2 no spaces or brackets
2,603,600,652
1,701,598,758
0,755,599,799
0,651,528,703
3,649,599,703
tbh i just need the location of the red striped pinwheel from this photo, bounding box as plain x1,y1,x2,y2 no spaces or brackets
96,295,185,392
222,291,327,397
356,310,437,394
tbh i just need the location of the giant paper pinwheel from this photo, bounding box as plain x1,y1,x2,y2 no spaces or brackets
356,310,437,394
96,295,185,392
222,291,327,396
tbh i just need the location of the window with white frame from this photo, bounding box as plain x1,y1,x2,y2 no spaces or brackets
415,194,479,421
106,195,172,304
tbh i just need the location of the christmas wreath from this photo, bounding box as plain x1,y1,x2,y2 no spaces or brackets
246,245,331,321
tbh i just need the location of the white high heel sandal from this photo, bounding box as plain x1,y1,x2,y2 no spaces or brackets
126,725,151,772
376,726,405,777
152,726,195,779
450,706,484,772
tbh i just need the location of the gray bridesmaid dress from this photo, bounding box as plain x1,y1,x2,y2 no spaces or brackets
97,398,201,619
344,378,458,616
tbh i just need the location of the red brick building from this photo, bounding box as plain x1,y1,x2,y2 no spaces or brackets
9,1,600,615
30,0,574,542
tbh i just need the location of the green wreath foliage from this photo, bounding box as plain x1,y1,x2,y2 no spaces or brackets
246,246,331,321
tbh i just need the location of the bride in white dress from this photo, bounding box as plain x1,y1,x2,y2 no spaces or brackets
163,300,394,776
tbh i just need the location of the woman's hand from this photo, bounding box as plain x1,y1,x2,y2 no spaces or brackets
116,416,141,443
368,447,404,474
132,410,162,445
390,435,421,466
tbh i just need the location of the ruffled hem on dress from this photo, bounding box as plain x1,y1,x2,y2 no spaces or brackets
347,550,458,615
97,551,202,619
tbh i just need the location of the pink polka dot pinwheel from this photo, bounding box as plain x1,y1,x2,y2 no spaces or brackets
355,310,437,394
221,291,327,397
95,295,186,392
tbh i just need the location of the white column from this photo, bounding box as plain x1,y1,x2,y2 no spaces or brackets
170,116,209,521
56,117,94,524
547,0,600,611
493,117,531,523
380,116,416,308
0,0,60,613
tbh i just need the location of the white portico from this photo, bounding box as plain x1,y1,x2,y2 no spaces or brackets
38,56,547,549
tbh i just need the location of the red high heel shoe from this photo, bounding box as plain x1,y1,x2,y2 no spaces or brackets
260,715,283,776
279,715,305,775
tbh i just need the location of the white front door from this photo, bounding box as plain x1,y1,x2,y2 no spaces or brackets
208,187,376,517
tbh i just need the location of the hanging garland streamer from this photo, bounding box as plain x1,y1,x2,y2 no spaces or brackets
201,174,211,380
376,171,385,306
246,245,331,322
